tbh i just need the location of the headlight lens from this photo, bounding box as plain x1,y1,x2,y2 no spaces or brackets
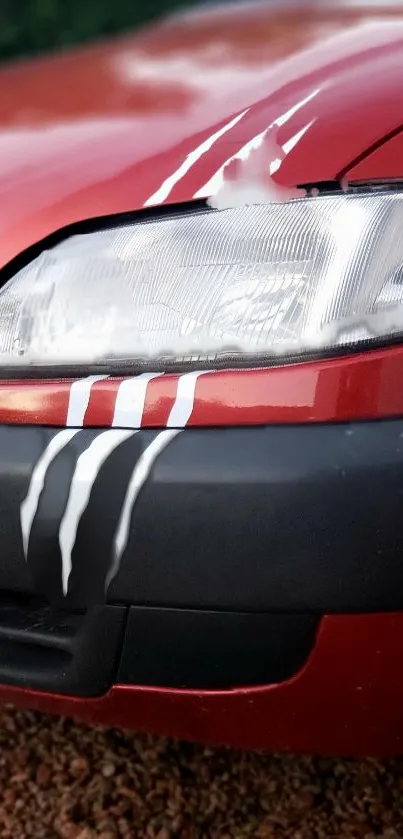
2,192,403,368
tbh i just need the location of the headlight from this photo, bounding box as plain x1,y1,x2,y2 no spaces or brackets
2,192,403,368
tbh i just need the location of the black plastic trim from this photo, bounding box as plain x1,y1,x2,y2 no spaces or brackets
2,336,403,378
3,421,403,615
106,420,403,615
118,607,319,689
0,594,127,696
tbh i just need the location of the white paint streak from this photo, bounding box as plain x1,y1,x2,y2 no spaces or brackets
66,375,109,426
281,120,315,155
272,88,320,128
107,429,179,590
59,429,135,595
143,109,249,206
269,157,282,175
166,370,210,427
20,429,80,558
195,88,320,199
112,372,161,428
194,128,267,199
105,369,208,589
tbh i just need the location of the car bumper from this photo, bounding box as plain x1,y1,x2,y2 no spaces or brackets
0,416,401,707
2,612,402,757
3,418,403,615
1,353,403,754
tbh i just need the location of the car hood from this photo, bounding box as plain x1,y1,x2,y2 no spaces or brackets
1,0,403,267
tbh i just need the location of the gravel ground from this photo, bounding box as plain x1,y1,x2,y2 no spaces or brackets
0,707,402,838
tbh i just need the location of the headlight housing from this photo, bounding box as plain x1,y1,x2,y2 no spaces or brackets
2,191,403,369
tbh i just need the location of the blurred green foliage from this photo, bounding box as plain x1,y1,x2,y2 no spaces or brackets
0,0,194,61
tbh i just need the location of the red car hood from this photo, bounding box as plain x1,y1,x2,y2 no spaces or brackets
1,0,403,267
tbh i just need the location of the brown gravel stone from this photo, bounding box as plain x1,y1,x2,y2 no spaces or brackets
36,762,51,786
0,706,401,836
70,757,90,779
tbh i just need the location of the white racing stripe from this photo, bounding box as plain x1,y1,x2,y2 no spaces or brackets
66,375,109,426
106,429,179,590
194,127,268,199
22,370,210,597
143,109,249,206
59,429,136,595
195,88,320,199
20,429,80,558
281,120,315,155
166,369,210,427
106,369,209,589
112,372,161,428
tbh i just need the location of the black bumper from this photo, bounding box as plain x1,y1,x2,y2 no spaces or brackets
0,419,402,697
3,420,403,614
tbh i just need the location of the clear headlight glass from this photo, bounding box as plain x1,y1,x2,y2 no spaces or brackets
2,191,403,368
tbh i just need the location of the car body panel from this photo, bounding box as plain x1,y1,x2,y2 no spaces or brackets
346,129,403,181
0,613,402,757
1,345,403,428
2,3,403,266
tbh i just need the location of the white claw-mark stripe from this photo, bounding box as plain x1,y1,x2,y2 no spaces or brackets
59,429,136,595
281,120,315,155
167,369,210,427
143,108,249,207
106,429,180,590
105,369,209,589
20,429,80,558
21,369,209,597
194,88,320,199
112,372,161,428
66,375,109,426
194,128,268,199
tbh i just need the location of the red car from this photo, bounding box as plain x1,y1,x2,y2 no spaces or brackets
1,0,403,756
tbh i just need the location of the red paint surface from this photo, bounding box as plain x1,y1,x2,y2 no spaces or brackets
1,613,402,757
1,3,403,266
1,345,403,427
346,129,403,181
